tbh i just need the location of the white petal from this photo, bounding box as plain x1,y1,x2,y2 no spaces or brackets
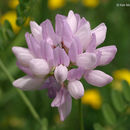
54,64,68,83
30,21,42,41
84,70,113,87
13,75,44,90
12,47,34,67
91,23,107,46
76,52,97,70
68,80,84,99
66,10,77,33
75,22,91,50
29,59,50,78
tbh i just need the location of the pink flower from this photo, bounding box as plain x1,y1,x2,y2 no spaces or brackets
12,10,117,121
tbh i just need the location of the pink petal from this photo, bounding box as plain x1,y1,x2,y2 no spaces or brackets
41,19,60,45
51,87,66,107
12,47,34,67
67,10,77,33
68,42,78,63
75,22,91,50
91,23,107,46
30,21,42,41
29,35,42,58
68,37,83,63
16,62,33,76
60,48,70,67
87,33,96,52
58,91,72,121
55,14,73,48
55,14,66,37
13,75,44,90
25,32,33,52
76,52,97,70
29,59,50,78
84,70,113,87
75,14,87,30
62,20,73,48
96,45,117,66
53,47,70,67
40,40,54,63
67,68,85,81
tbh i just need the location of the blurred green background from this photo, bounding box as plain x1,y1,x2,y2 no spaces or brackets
0,0,130,130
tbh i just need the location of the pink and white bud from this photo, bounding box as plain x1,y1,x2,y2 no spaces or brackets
54,64,68,83
13,75,44,90
29,59,50,78
68,80,84,99
12,47,34,67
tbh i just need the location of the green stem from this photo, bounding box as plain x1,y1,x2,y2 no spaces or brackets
79,99,84,130
0,59,42,125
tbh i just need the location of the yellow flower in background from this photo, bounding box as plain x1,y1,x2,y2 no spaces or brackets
112,69,130,91
48,0,66,10
8,0,19,9
0,11,20,33
82,0,99,8
82,89,102,109
113,69,130,84
111,80,122,91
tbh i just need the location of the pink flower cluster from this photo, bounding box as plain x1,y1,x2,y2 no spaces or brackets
12,10,117,121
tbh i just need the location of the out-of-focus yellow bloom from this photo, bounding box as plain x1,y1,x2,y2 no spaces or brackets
82,0,99,8
0,11,30,33
8,0,19,9
48,0,66,10
112,69,130,91
0,11,20,33
113,69,130,84
82,89,102,109
111,80,122,91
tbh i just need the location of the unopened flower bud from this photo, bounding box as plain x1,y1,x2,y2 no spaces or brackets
54,64,68,83
68,80,84,99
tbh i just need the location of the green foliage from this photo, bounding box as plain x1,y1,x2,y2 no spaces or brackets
111,90,126,112
41,118,48,130
122,80,130,102
102,103,117,125
93,123,105,130
94,81,130,130
0,20,15,50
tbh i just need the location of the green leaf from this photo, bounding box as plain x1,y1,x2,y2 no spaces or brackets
122,80,130,102
94,123,105,130
111,89,126,112
102,103,117,125
41,118,48,130
16,17,25,26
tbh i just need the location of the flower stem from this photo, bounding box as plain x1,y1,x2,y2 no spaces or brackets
0,59,42,125
79,99,84,130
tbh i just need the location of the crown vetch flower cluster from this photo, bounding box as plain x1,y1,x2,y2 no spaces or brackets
12,10,117,121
